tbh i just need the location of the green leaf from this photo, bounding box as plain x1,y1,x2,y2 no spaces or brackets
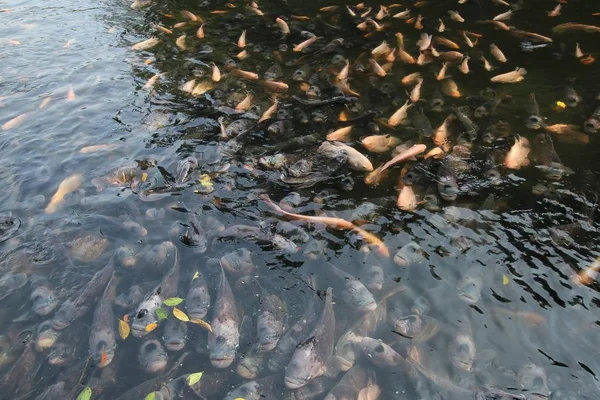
155,308,168,320
164,297,184,306
76,387,92,400
144,393,156,400
187,371,204,386
192,271,200,281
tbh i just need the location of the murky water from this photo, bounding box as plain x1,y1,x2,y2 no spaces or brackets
2,0,600,398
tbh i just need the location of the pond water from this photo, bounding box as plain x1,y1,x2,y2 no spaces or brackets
1,0,600,398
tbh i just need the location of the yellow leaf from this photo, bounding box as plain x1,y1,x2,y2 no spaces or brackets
173,307,190,322
186,371,204,386
199,174,213,187
556,101,566,109
190,318,213,332
234,398,245,400
118,319,130,340
192,271,200,281
145,322,159,332
503,275,509,285
141,172,148,182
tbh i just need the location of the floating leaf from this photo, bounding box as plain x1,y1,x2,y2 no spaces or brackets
502,275,509,285
141,172,148,183
76,387,92,400
144,393,156,400
164,297,184,306
155,308,168,320
234,398,245,400
118,319,130,340
190,318,213,332
187,371,204,386
173,307,190,322
145,322,159,332
192,271,200,281
199,174,213,187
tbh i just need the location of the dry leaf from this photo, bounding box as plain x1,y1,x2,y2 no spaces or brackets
190,318,213,332
173,307,190,322
118,319,130,340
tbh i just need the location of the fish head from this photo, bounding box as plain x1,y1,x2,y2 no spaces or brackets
52,302,77,331
437,175,459,201
456,268,483,304
48,342,74,366
394,314,426,339
237,355,261,379
224,381,261,400
303,239,326,260
525,114,544,130
163,319,187,351
285,339,321,389
209,334,238,368
362,265,384,291
584,118,600,134
131,292,162,337
139,339,168,374
220,248,254,275
517,363,549,399
342,280,377,312
449,333,476,372
31,286,58,316
473,105,489,119
360,337,398,366
411,295,431,315
393,242,426,267
35,320,59,351
423,193,442,212
90,336,116,367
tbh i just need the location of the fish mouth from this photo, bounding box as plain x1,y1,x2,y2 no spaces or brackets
165,340,186,352
367,282,383,291
393,255,410,267
131,325,148,337
236,364,258,380
285,376,307,389
210,355,234,368
35,334,58,351
359,301,377,312
440,190,458,202
51,319,69,331
144,359,167,374
584,119,599,134
260,341,277,352
48,354,68,366
34,301,58,316
458,293,479,304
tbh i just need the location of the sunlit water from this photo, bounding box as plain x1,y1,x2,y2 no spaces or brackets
1,0,600,398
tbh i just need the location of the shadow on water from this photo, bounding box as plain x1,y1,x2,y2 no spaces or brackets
1,0,600,398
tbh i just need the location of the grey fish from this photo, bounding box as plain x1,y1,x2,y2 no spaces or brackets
292,65,310,82
259,154,288,169
584,106,600,134
456,266,483,305
315,38,344,55
0,272,28,301
563,85,581,107
114,353,189,400
393,242,426,267
138,241,178,275
220,248,255,277
264,64,283,81
361,337,411,368
222,119,255,140
139,338,168,374
451,107,478,141
224,375,280,400
323,262,376,312
89,273,118,368
437,156,459,201
180,212,207,253
52,257,115,330
0,216,20,243
114,281,156,309
237,344,268,379
323,365,380,400
208,264,239,368
409,106,433,137
429,89,444,112
517,363,549,400
0,342,37,396
525,93,545,130
185,270,210,320
285,287,337,389
131,246,179,337
269,276,318,373
530,133,571,180
162,318,187,351
175,156,198,184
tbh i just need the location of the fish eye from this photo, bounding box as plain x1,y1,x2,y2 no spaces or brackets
156,287,161,295
137,309,148,319
374,344,385,353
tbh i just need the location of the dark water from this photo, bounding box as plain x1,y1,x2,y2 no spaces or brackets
2,0,600,398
